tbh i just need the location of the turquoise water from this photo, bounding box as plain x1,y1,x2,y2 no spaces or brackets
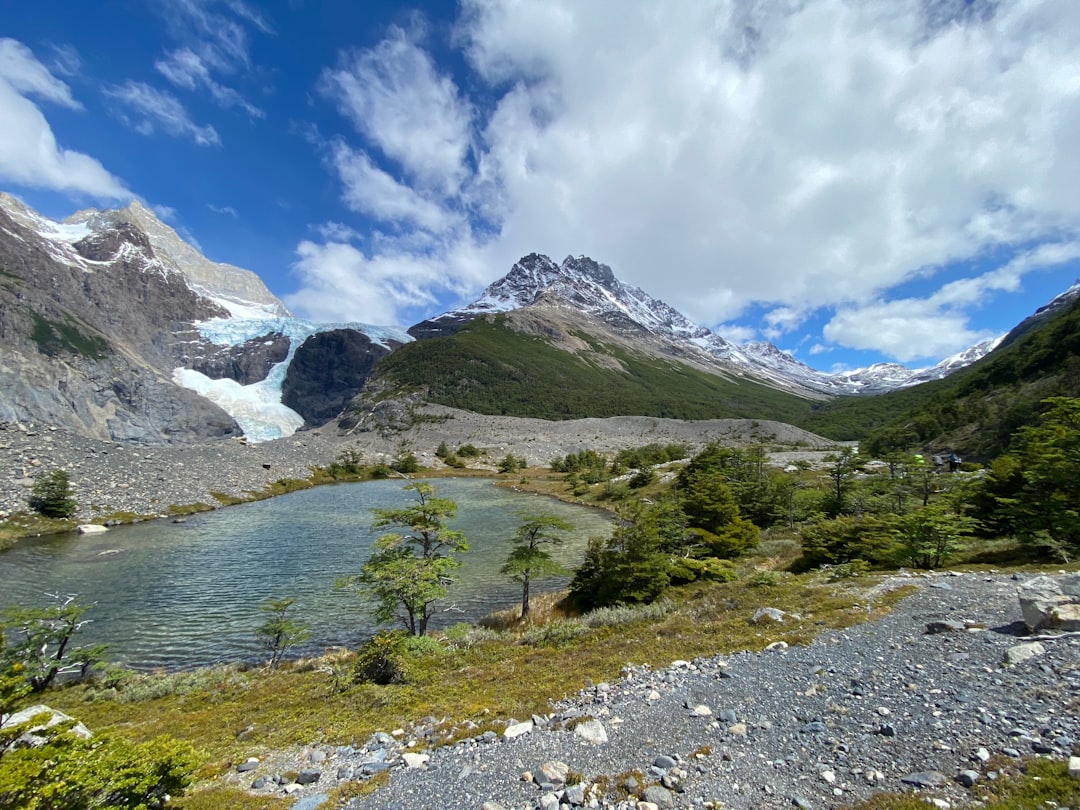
0,479,612,670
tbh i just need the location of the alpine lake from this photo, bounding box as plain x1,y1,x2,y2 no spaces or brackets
0,478,614,670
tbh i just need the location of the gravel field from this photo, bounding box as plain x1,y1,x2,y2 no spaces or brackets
232,572,1078,810
0,407,839,521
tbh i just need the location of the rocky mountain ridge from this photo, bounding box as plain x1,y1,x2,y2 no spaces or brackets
412,252,1003,396
0,194,407,443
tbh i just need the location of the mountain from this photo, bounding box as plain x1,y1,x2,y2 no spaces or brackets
409,252,1000,396
0,194,409,444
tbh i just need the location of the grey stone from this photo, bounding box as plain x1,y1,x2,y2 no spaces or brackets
1004,641,1046,666
752,607,786,624
956,770,980,787
900,771,947,788
925,620,965,634
1017,574,1080,632
564,783,586,805
642,784,674,808
296,768,321,785
653,754,678,769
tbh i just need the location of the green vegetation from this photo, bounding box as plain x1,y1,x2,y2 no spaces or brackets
369,315,819,424
255,598,310,670
341,482,470,637
28,469,77,519
502,513,573,619
29,312,110,359
2,595,105,692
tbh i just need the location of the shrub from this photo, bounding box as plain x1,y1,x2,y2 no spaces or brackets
353,631,409,685
667,556,738,585
798,514,896,568
28,469,77,518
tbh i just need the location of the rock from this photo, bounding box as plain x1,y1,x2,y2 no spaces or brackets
564,783,586,805
1017,574,1080,632
925,620,965,634
574,718,608,744
402,753,429,769
1069,756,1080,779
503,720,534,739
641,784,674,808
1003,641,1046,666
539,760,569,786
1,705,92,743
77,524,108,534
236,758,259,773
956,770,980,787
752,607,786,624
481,803,508,810
292,796,329,810
766,641,789,651
296,768,321,785
653,755,678,769
900,771,947,788
689,704,712,717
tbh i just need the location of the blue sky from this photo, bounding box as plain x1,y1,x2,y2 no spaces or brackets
3,1,1080,373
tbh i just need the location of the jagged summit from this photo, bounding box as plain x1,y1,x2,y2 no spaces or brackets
409,251,1003,395
66,200,290,318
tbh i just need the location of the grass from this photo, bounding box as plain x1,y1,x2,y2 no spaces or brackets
841,758,1080,810
46,572,912,787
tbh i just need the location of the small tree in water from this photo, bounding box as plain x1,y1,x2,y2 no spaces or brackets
502,513,573,619
347,482,469,637
255,597,310,669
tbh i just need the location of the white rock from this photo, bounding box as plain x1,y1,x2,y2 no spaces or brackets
646,690,661,701
77,524,108,534
574,719,608,744
1070,756,1080,779
402,752,430,769
690,704,713,717
1,705,92,742
1017,574,1080,632
821,770,836,783
503,720,534,739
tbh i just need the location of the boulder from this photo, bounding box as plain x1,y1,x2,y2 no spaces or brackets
1,704,92,745
1017,574,1080,632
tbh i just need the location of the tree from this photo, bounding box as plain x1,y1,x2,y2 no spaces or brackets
821,447,862,516
569,502,673,609
677,462,759,558
255,597,310,669
893,504,976,569
1,595,105,692
502,514,573,619
987,397,1080,557
28,469,77,518
349,483,469,636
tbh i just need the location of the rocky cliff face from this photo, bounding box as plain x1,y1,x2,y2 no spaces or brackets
0,197,241,443
282,329,401,426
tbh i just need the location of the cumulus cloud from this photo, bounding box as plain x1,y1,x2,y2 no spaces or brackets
105,80,221,146
320,26,473,195
292,0,1080,360
0,39,128,199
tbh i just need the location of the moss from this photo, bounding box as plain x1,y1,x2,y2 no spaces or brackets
29,312,110,359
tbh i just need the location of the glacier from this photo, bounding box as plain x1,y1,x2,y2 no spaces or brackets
173,316,413,442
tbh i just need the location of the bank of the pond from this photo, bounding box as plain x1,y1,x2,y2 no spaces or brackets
0,478,614,670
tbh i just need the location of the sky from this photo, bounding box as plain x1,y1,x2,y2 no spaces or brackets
3,0,1080,373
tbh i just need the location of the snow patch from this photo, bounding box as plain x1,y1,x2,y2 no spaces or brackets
172,367,304,443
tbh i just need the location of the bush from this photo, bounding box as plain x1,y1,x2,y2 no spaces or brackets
456,444,481,457
667,556,738,585
797,514,896,568
353,631,409,685
28,469,77,518
390,452,420,474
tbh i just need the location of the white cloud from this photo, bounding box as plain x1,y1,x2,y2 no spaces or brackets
208,203,238,217
105,81,221,146
158,0,270,72
152,203,178,221
155,47,263,118
0,39,128,199
330,141,454,233
320,26,473,195
293,1,1080,361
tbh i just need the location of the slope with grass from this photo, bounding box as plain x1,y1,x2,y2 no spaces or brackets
363,311,824,426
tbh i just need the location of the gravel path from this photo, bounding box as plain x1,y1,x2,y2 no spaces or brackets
235,572,1078,810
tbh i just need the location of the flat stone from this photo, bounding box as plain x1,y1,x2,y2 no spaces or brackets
752,607,786,624
901,771,947,788
1070,756,1080,779
296,768,321,785
1003,641,1046,666
503,720,534,739
642,784,674,808
956,770,980,787
402,753,429,769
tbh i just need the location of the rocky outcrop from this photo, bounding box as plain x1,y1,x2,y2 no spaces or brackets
0,200,241,443
282,329,397,426
1018,574,1080,632
188,333,291,385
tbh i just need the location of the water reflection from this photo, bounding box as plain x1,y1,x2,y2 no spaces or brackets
0,479,612,670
